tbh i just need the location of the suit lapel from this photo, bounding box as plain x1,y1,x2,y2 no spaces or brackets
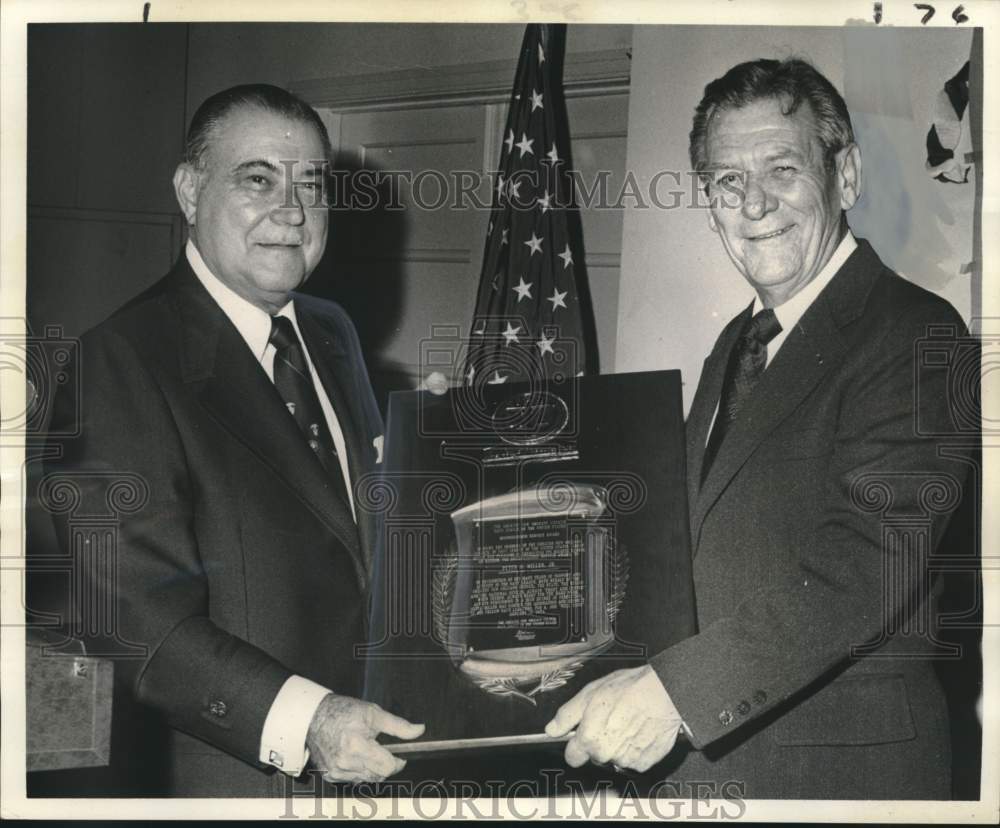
167,263,367,587
691,241,881,548
295,301,377,575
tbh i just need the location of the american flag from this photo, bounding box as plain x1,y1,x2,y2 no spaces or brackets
463,23,596,389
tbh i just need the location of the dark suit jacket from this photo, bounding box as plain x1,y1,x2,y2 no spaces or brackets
649,240,973,799
45,258,383,796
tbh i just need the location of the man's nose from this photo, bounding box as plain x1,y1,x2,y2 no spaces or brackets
271,187,306,226
740,175,777,221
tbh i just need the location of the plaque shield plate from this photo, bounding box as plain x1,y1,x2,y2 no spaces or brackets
438,484,626,705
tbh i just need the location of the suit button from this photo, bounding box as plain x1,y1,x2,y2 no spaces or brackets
752,690,767,705
736,700,751,715
718,709,734,726
209,700,228,717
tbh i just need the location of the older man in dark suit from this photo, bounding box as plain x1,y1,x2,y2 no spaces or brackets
44,85,422,796
547,58,975,798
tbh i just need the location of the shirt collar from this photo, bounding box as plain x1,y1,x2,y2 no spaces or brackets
752,230,857,332
186,239,295,362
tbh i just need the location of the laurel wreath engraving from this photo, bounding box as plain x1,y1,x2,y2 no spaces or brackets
431,549,458,650
606,531,628,624
432,530,628,705
477,664,583,706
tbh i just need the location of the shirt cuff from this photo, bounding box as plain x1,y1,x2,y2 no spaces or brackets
658,676,694,741
259,675,332,776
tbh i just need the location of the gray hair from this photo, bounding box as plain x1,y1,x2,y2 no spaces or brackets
183,83,332,169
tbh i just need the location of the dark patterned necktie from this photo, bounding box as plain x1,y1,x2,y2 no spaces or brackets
269,315,351,506
701,308,783,486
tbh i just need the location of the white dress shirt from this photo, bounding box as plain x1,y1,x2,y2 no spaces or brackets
706,231,857,443
752,231,857,367
187,240,344,776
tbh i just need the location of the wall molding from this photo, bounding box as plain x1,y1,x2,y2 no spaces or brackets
584,252,622,269
354,247,472,264
289,48,630,113
28,206,180,224
28,206,185,260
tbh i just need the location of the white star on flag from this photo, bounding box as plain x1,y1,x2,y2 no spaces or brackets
504,129,515,153
538,43,545,64
495,174,505,202
513,277,533,302
524,233,543,255
546,143,560,163
466,364,475,385
507,177,523,201
488,371,508,385
530,89,544,111
515,133,535,157
537,332,556,356
537,190,551,213
548,288,568,310
502,322,522,345
558,243,574,269
500,228,509,245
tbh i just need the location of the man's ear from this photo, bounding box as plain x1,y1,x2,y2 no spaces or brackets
708,209,720,234
173,163,201,226
836,143,862,211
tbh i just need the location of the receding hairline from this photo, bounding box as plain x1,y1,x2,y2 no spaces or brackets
704,90,821,135
192,102,332,169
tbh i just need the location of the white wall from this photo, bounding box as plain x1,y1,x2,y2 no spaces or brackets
617,26,975,414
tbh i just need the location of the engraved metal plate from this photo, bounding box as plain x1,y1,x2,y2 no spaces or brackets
435,483,628,705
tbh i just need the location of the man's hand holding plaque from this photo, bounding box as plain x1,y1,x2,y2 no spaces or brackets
545,665,684,773
306,695,424,783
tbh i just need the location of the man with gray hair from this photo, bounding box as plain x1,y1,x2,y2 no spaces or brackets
46,84,422,796
547,58,974,798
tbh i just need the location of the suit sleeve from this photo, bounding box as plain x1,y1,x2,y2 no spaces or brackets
45,327,290,767
650,299,975,748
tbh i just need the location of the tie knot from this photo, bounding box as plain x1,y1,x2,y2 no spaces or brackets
746,308,782,346
269,315,299,352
